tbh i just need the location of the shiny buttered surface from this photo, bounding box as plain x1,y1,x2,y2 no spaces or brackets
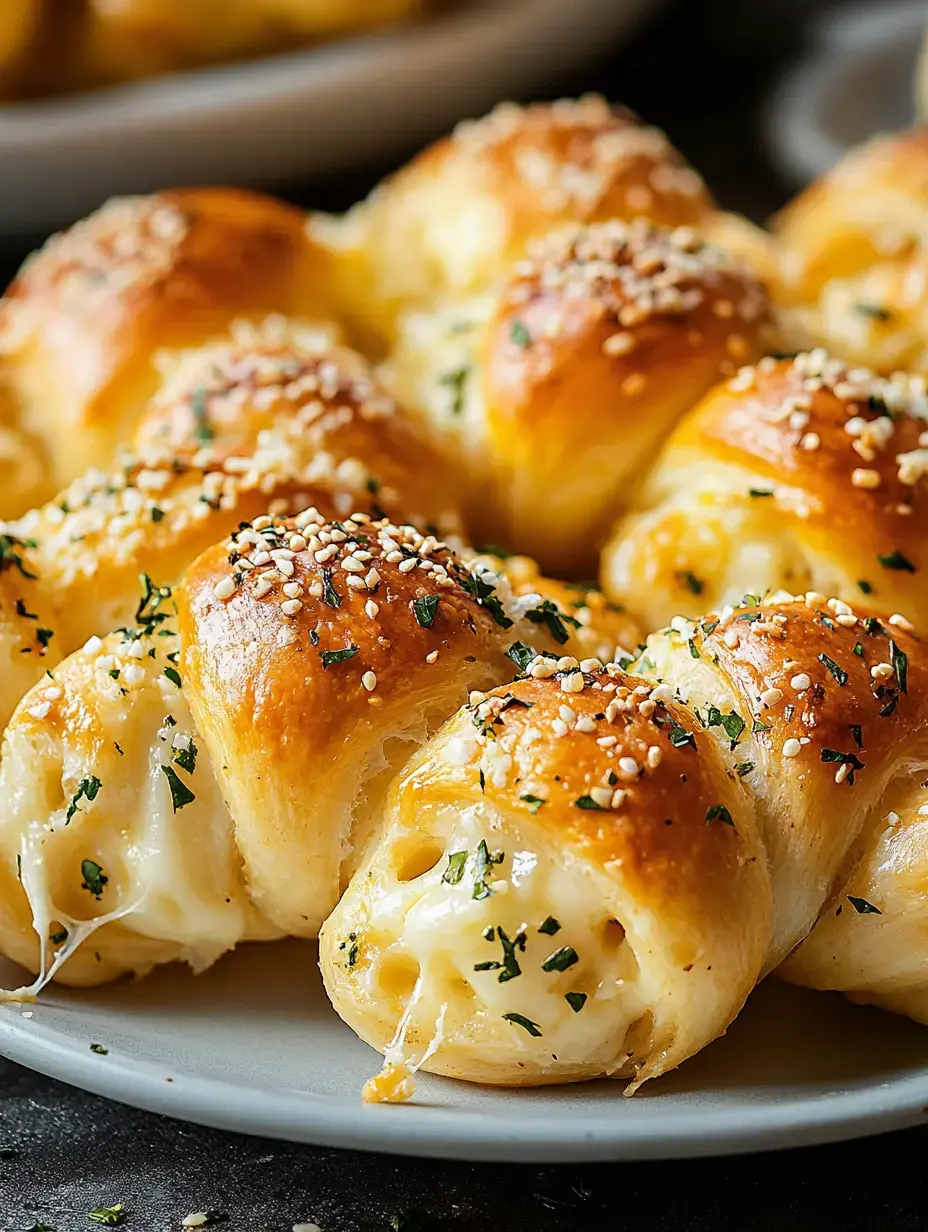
322,594,928,1095
1,99,928,1100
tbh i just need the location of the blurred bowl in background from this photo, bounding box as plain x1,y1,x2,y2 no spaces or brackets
0,0,656,235
764,0,924,192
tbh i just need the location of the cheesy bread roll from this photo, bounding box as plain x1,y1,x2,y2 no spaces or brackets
774,129,928,372
386,218,770,575
177,510,553,937
309,97,713,346
601,350,928,633
0,331,458,732
0,505,601,990
0,188,331,504
322,593,928,1096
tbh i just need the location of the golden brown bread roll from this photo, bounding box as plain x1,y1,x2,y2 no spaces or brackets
601,350,928,632
0,188,331,506
0,509,598,990
0,328,460,733
310,97,714,347
774,129,928,372
385,218,771,576
321,593,927,1097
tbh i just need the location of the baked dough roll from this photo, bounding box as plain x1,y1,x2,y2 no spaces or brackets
0,616,283,994
774,129,928,372
322,593,927,1096
177,510,553,936
0,188,331,503
2,509,596,990
0,332,458,732
601,350,928,632
309,97,714,346
385,218,770,575
320,658,768,1096
780,780,928,1025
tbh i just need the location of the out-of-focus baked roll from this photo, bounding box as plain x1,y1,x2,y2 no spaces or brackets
774,129,928,372
178,510,540,936
321,593,928,1097
386,218,771,576
0,189,331,503
0,0,40,91
310,97,714,345
601,350,928,632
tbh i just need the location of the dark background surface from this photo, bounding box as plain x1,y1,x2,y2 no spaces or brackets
2,0,926,1228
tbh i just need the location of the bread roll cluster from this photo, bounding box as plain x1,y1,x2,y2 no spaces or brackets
1,98,927,1102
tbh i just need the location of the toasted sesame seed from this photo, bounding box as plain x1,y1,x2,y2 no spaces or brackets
782,738,802,758
834,763,851,785
889,613,915,632
560,673,584,694
851,468,881,489
365,599,379,618
552,718,569,737
282,581,301,598
361,671,377,691
425,651,439,664
213,576,236,601
280,599,302,616
618,756,639,780
799,432,821,451
646,745,662,769
790,673,811,691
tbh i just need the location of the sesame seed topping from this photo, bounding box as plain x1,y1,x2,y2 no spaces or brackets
782,738,802,758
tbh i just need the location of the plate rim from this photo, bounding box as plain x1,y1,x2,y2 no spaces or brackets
2,1003,927,1163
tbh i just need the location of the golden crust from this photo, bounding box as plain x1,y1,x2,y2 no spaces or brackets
310,97,713,344
387,218,771,575
638,595,928,964
601,350,928,628
177,510,520,933
0,188,329,492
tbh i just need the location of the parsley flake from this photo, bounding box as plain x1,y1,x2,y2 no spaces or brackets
161,764,196,811
319,644,360,669
411,595,440,628
848,895,882,915
564,992,587,1013
80,859,108,899
706,804,734,827
502,1012,542,1037
66,776,102,824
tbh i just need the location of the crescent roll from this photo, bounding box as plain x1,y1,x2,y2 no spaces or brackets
0,330,460,732
309,97,714,346
385,218,771,576
321,593,928,1097
0,188,330,505
601,350,928,633
2,506,597,990
774,129,928,372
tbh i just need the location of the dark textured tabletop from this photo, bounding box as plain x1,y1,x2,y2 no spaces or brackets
3,1,927,1228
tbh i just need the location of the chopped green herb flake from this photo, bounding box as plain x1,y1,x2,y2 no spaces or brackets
321,568,342,609
857,579,872,594
706,804,734,827
90,1043,108,1055
538,916,561,935
472,839,503,900
890,640,908,694
66,776,102,824
678,571,704,596
848,895,882,915
564,992,587,1013
541,946,579,973
520,793,545,813
506,641,536,672
87,1204,125,1226
442,851,468,886
161,764,196,811
320,644,360,668
439,365,470,416
574,794,605,810
80,859,107,898
819,653,848,686
524,598,579,644
878,551,916,572
510,319,533,348
502,1012,542,1037
411,594,440,628
163,666,182,688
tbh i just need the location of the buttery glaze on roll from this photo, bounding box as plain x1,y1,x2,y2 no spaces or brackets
322,593,928,1097
0,188,331,504
309,96,714,345
774,128,928,372
386,218,770,575
177,509,567,937
321,658,766,1097
601,349,928,632
0,331,457,732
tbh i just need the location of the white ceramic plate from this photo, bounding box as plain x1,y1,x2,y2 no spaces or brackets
0,0,655,235
764,0,924,187
2,940,927,1162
